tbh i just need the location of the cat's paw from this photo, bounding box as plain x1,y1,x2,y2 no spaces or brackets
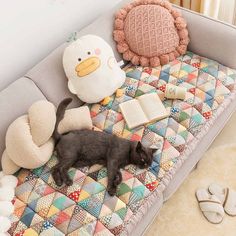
114,173,122,186
55,179,63,187
65,178,73,186
52,170,63,186
108,188,117,196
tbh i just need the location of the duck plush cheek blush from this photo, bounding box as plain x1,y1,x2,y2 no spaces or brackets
113,0,189,67
95,48,101,55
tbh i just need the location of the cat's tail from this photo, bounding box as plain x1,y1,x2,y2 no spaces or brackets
53,97,72,145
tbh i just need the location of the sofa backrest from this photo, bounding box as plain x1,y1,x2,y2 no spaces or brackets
26,0,236,107
0,0,123,92
77,3,236,69
25,0,133,107
2,0,236,169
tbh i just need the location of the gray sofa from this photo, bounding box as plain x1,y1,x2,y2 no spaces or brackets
1,0,236,235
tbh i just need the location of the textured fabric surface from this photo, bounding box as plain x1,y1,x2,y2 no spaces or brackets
124,5,179,57
113,0,189,67
163,92,236,201
9,51,236,235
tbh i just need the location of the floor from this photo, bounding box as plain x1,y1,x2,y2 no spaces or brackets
145,112,236,236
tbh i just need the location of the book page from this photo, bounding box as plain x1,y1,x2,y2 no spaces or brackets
137,93,169,122
119,99,149,129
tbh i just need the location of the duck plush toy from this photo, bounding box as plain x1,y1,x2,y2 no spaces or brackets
63,34,126,105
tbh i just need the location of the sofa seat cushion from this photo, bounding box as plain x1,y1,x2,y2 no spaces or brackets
0,77,46,168
9,51,236,236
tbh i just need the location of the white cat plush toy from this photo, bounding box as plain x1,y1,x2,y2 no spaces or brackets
0,171,18,234
63,34,126,104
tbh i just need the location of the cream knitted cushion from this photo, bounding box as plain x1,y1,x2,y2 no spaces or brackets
113,0,189,67
1,101,93,175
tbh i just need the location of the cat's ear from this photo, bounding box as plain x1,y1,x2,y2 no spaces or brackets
136,141,143,152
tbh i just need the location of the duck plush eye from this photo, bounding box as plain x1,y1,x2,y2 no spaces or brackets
78,58,82,62
87,51,91,55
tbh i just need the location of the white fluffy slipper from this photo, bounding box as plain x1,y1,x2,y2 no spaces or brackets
0,171,17,234
0,175,18,189
0,216,11,233
0,201,14,217
0,186,15,202
196,189,225,224
209,183,236,216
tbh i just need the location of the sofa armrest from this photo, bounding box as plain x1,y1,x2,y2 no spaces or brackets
174,6,236,69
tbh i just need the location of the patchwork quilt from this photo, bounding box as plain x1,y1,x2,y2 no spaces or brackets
9,52,236,236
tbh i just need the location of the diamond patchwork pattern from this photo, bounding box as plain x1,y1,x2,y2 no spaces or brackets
10,52,236,235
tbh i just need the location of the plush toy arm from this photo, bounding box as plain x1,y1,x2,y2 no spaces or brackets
68,80,77,94
107,56,117,69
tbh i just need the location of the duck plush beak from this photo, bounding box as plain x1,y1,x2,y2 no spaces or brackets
75,57,101,77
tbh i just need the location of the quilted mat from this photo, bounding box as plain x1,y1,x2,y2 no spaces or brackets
9,52,236,235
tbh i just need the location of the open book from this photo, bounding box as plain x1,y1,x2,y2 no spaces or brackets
119,93,169,129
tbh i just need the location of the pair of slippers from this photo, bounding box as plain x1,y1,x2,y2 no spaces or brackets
196,183,236,224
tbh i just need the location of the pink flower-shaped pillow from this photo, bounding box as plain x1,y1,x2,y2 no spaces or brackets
113,0,189,67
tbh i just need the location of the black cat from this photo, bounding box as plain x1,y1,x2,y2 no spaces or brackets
52,98,156,196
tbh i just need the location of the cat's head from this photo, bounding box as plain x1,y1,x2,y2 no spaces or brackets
130,142,156,169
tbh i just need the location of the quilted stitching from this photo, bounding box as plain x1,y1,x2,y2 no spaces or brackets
10,52,236,236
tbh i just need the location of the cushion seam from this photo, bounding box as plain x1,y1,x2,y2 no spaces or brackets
24,75,48,101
